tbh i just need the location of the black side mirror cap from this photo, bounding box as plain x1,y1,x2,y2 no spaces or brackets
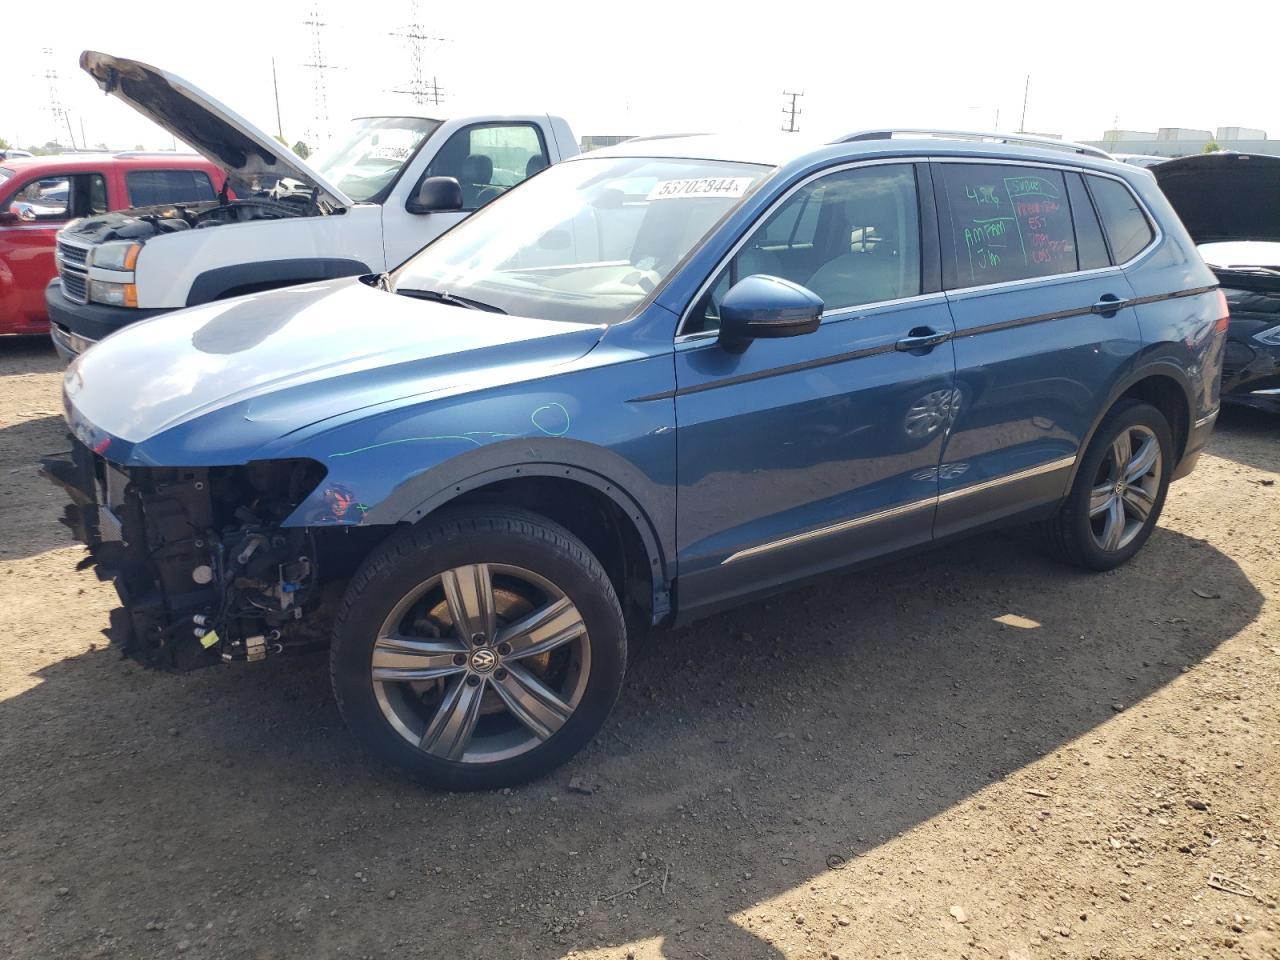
407,176,463,214
717,274,823,352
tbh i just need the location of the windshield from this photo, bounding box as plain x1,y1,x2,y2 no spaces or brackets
308,117,442,202
394,156,770,323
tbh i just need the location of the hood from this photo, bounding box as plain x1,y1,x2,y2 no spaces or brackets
63,279,605,464
80,51,353,209
1154,152,1280,244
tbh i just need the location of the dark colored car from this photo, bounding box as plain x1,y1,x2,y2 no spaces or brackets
44,130,1226,790
1154,152,1280,413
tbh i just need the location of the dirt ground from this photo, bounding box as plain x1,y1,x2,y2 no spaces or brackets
0,335,1276,960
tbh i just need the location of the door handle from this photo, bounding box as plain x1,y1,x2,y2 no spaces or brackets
1091,294,1130,316
895,327,951,352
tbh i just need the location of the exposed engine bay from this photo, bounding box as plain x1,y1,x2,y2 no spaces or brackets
42,439,339,671
62,190,327,245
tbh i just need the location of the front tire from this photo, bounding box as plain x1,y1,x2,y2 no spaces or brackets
330,509,626,790
1041,399,1173,571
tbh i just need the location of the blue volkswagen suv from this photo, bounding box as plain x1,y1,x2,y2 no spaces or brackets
45,130,1226,789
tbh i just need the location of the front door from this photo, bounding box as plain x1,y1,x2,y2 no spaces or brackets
673,162,958,613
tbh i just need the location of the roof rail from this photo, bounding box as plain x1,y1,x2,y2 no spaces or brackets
622,132,711,143
837,129,1111,160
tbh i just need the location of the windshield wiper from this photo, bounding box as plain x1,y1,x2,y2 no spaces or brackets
395,286,507,314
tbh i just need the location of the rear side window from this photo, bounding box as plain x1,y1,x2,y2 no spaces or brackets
126,169,217,206
1087,175,1154,263
1066,173,1110,270
939,163,1077,288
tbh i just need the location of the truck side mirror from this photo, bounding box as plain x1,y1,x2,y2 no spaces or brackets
407,176,464,215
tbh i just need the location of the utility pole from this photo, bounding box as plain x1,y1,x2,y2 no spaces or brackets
303,5,335,144
272,57,284,140
781,91,803,134
1018,74,1030,132
390,0,448,106
42,47,75,149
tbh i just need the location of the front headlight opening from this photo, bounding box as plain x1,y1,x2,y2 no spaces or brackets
89,241,141,272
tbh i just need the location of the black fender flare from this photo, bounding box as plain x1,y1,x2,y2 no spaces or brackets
186,258,370,306
1066,359,1197,490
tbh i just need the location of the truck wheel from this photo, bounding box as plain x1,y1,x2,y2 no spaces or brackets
330,508,626,790
1041,399,1172,571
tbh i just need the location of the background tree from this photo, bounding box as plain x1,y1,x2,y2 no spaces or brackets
1203,140,1221,154
292,141,310,159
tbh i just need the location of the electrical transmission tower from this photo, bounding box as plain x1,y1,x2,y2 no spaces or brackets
781,91,803,134
43,47,76,148
303,5,336,143
390,0,448,105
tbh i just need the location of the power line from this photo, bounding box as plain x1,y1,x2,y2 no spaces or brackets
389,0,449,105
42,47,76,149
303,5,336,143
781,91,803,134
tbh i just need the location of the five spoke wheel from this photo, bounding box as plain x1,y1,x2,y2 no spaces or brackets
1088,424,1162,554
371,563,590,764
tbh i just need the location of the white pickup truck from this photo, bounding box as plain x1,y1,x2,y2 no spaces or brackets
47,51,577,359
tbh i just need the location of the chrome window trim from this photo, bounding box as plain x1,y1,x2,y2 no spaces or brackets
721,454,1077,565
676,156,1166,342
674,156,932,340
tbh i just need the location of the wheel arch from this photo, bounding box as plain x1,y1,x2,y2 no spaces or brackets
399,462,671,628
185,257,371,306
1068,362,1194,490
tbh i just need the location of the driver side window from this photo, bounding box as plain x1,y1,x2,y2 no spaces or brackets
685,164,921,335
425,123,550,212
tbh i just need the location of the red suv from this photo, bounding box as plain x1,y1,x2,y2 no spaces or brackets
0,152,226,336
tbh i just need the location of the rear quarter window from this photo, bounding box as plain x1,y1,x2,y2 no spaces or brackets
1086,175,1155,263
126,169,217,207
939,163,1077,289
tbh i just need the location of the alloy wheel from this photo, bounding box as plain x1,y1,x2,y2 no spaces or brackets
371,563,590,763
1088,424,1162,553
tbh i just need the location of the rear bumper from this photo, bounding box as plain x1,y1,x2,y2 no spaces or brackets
44,279,168,359
1172,407,1219,482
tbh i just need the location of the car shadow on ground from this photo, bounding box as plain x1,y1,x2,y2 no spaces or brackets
0,415,77,561
1208,405,1279,473
0,521,1263,959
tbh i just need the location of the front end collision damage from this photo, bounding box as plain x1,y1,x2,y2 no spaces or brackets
42,445,332,671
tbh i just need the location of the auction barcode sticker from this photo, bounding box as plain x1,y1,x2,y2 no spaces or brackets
646,177,754,201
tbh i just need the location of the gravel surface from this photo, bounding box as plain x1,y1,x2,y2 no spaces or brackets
0,336,1276,960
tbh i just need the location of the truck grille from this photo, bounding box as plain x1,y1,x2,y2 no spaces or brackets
56,238,91,305
56,240,88,267
60,269,88,303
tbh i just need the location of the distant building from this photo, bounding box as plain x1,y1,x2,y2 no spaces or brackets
1085,124,1274,159
580,135,635,152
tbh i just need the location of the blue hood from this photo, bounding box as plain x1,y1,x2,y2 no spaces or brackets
63,278,606,465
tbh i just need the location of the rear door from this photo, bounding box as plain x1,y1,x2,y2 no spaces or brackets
933,161,1143,536
673,161,957,612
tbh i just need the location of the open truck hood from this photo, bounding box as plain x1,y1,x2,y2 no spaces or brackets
80,51,353,209
1154,152,1280,244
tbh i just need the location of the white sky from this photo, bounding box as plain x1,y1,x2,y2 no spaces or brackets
2,0,1276,153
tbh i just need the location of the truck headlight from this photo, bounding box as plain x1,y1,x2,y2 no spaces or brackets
88,280,138,307
89,241,141,271
1256,325,1280,346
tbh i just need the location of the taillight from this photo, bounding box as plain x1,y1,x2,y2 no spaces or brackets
1214,289,1230,333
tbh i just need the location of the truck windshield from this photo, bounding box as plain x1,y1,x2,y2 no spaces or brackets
309,117,442,202
393,156,771,324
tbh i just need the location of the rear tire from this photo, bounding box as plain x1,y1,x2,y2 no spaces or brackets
1041,399,1173,571
330,508,626,790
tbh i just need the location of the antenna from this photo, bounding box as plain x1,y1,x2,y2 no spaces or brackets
782,91,803,134
390,0,449,105
302,5,336,143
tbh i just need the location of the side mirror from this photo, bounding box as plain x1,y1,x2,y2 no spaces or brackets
407,176,463,214
717,274,823,352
